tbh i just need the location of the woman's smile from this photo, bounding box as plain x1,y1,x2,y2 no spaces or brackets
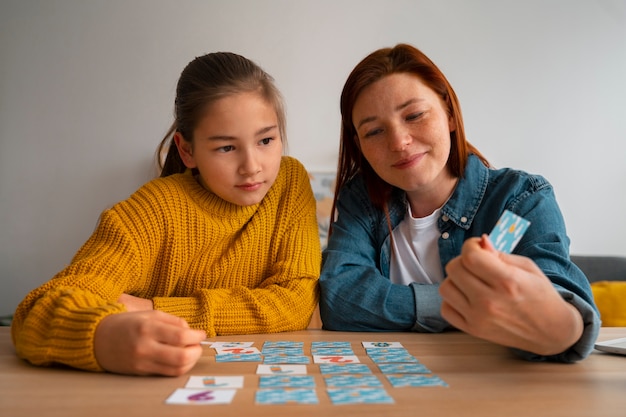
392,152,424,169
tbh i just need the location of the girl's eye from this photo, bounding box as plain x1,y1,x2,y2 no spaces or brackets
259,137,273,145
218,145,235,153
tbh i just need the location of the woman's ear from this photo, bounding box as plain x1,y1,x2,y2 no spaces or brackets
174,132,197,168
353,133,362,151
448,114,457,133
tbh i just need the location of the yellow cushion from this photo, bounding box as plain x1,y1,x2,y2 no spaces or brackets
591,281,626,327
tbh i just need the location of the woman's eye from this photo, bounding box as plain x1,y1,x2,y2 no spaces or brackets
364,128,383,138
259,137,273,145
406,112,423,121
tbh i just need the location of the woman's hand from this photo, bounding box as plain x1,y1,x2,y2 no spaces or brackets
439,235,583,356
94,310,206,376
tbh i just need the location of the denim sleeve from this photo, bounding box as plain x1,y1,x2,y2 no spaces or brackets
501,175,601,362
409,283,449,332
319,182,447,332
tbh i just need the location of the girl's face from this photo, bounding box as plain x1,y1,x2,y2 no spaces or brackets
175,92,282,206
352,73,457,214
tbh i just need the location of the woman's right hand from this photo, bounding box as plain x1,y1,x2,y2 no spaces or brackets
440,235,583,356
94,310,206,376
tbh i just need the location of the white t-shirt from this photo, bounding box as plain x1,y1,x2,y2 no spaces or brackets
389,204,444,285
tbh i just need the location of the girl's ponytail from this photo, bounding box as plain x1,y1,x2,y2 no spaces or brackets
157,123,186,177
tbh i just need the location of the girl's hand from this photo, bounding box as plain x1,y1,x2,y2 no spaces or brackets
117,293,154,312
94,310,206,376
439,235,583,356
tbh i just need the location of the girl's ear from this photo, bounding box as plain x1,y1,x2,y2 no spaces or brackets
174,132,197,168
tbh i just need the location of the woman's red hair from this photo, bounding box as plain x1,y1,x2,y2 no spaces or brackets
330,44,489,228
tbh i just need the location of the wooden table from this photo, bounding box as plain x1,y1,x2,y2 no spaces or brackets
1,326,625,417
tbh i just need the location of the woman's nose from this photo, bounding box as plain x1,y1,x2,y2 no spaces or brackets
388,125,411,151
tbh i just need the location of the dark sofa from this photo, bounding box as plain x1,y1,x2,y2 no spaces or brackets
571,255,626,283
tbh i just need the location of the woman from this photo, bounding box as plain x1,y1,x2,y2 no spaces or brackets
319,43,599,362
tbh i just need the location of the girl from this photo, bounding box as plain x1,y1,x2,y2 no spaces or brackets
12,52,321,376
319,44,600,362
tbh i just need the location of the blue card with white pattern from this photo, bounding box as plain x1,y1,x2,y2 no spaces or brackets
259,375,316,388
385,374,448,387
326,388,394,405
319,363,372,374
324,375,383,388
255,388,319,405
378,363,431,374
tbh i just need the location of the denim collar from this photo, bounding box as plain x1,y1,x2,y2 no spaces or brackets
387,154,488,231
440,154,489,230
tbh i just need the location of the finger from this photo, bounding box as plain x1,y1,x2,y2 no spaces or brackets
456,238,511,288
439,279,472,330
439,272,471,308
440,300,468,330
463,235,540,282
444,254,492,300
151,310,190,328
147,341,204,376
478,234,497,253
496,252,544,276
150,313,206,347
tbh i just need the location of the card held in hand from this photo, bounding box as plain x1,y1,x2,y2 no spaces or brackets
488,210,531,254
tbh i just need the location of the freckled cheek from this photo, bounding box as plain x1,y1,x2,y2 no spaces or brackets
359,146,379,165
359,139,381,156
362,153,387,171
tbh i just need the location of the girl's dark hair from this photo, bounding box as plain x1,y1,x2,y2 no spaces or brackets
157,52,286,177
332,43,489,224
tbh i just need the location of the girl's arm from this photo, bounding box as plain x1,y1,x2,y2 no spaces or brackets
11,208,156,371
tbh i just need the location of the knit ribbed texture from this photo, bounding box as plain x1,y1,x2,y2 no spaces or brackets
12,156,321,372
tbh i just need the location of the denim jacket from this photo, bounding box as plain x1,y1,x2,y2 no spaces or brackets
319,154,600,362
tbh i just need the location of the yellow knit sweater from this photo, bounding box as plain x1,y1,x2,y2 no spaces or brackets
12,156,321,372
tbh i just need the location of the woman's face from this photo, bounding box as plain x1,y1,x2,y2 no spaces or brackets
352,73,457,211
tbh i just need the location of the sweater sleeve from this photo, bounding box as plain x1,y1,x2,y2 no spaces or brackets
11,209,144,371
11,287,124,371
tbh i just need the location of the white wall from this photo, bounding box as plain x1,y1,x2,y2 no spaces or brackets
1,0,625,315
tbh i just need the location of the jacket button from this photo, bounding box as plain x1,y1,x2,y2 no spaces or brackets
441,215,449,222
442,232,450,239
460,216,467,223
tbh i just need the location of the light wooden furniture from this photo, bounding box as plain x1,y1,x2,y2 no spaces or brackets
307,304,322,329
1,327,625,417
